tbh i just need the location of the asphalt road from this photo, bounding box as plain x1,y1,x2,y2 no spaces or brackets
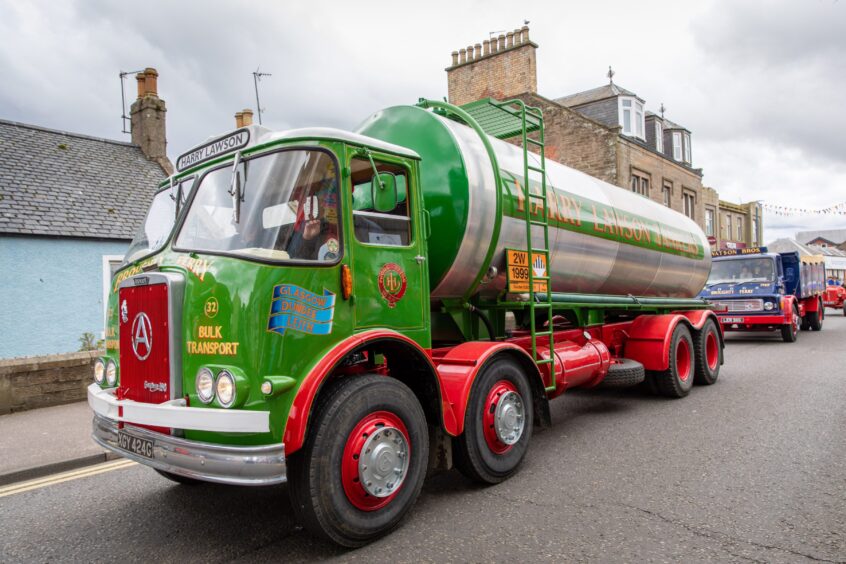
3,312,845,563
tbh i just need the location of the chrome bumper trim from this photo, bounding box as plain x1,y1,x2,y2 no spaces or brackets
92,414,286,486
87,384,269,433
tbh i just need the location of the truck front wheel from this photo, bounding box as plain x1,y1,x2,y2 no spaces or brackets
288,375,428,547
781,305,800,342
652,324,695,398
454,356,533,485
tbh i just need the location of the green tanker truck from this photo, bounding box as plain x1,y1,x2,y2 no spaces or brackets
89,98,723,546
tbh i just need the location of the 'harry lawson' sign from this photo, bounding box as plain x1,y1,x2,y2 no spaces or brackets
176,129,250,171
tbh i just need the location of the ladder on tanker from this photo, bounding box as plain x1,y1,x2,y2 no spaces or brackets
460,98,556,390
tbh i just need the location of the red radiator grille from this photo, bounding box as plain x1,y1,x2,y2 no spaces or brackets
119,283,171,405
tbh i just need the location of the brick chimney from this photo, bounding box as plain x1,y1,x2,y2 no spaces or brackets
446,26,538,106
234,108,254,128
130,67,173,175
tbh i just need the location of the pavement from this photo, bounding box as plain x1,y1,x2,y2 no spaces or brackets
0,400,118,486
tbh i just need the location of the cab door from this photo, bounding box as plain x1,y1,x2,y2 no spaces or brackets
345,151,429,344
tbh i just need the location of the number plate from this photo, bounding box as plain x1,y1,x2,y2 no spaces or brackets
722,317,744,323
117,430,154,459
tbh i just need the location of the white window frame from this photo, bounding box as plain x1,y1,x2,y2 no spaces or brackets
102,254,125,339
725,215,732,240
737,217,743,241
683,191,695,220
672,132,682,161
705,208,715,236
683,133,691,164
752,218,758,244
655,122,663,153
618,96,645,140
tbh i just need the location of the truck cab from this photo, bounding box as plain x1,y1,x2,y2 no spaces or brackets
699,247,825,341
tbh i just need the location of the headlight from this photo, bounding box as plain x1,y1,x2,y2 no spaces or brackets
216,370,236,408
764,301,774,310
94,359,105,385
105,360,117,386
196,368,215,403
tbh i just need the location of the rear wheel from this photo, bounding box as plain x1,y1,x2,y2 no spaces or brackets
781,304,800,342
809,300,824,331
693,319,721,386
653,324,695,398
454,356,533,484
288,375,428,547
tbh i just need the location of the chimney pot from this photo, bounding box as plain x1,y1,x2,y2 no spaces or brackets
467,45,474,61
451,50,459,66
498,34,506,51
459,48,466,64
513,29,522,44
483,39,491,56
143,67,158,96
242,109,254,126
521,25,529,43
506,31,514,48
235,111,244,128
135,73,145,99
474,43,482,59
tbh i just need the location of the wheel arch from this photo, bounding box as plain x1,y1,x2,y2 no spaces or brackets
623,313,699,372
436,341,550,436
283,330,446,455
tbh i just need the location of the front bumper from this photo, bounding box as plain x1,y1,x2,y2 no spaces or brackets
88,384,285,485
716,313,788,331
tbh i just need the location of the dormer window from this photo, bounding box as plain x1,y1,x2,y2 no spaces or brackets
672,131,692,165
654,122,663,153
619,96,645,140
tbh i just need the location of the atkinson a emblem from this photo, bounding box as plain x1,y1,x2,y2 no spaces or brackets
131,312,153,361
377,263,407,308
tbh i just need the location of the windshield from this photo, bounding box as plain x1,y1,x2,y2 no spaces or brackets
175,149,340,262
124,177,192,264
707,257,776,285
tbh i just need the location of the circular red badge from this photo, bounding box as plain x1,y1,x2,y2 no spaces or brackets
378,263,407,308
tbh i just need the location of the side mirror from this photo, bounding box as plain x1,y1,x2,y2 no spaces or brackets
371,172,397,213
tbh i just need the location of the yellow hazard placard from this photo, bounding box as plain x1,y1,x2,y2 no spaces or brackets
506,249,548,293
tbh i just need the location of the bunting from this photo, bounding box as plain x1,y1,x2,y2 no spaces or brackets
762,201,846,216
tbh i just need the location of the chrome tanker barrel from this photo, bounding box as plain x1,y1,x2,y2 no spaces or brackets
356,105,711,300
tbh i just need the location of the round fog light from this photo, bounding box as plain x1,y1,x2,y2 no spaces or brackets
94,359,105,385
261,380,273,395
196,368,215,404
106,360,117,386
216,371,236,408
764,301,774,310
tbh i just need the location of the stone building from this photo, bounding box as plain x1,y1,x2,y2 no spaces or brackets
445,27,762,247
0,68,171,358
717,200,763,250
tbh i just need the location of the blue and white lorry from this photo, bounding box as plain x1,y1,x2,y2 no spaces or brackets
699,247,826,342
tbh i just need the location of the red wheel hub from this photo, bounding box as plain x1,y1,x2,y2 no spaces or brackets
705,331,719,371
676,338,692,382
341,411,410,511
482,380,524,455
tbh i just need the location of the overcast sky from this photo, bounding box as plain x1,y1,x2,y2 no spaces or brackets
1,0,844,241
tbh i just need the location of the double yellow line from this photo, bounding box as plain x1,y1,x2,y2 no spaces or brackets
0,459,137,498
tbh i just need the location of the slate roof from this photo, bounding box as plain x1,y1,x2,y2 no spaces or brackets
796,229,846,246
554,83,640,108
0,119,167,240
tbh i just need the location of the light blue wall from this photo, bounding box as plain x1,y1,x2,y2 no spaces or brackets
0,236,127,358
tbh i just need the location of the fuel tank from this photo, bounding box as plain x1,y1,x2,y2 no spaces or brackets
356,105,711,300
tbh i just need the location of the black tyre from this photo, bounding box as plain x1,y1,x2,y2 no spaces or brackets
781,304,800,343
693,319,721,386
454,356,533,485
652,324,695,398
154,469,202,485
599,359,645,388
809,300,823,331
288,375,428,547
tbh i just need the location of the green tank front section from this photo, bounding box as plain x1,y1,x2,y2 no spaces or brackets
356,106,470,292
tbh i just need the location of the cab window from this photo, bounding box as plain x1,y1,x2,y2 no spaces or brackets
350,158,411,247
